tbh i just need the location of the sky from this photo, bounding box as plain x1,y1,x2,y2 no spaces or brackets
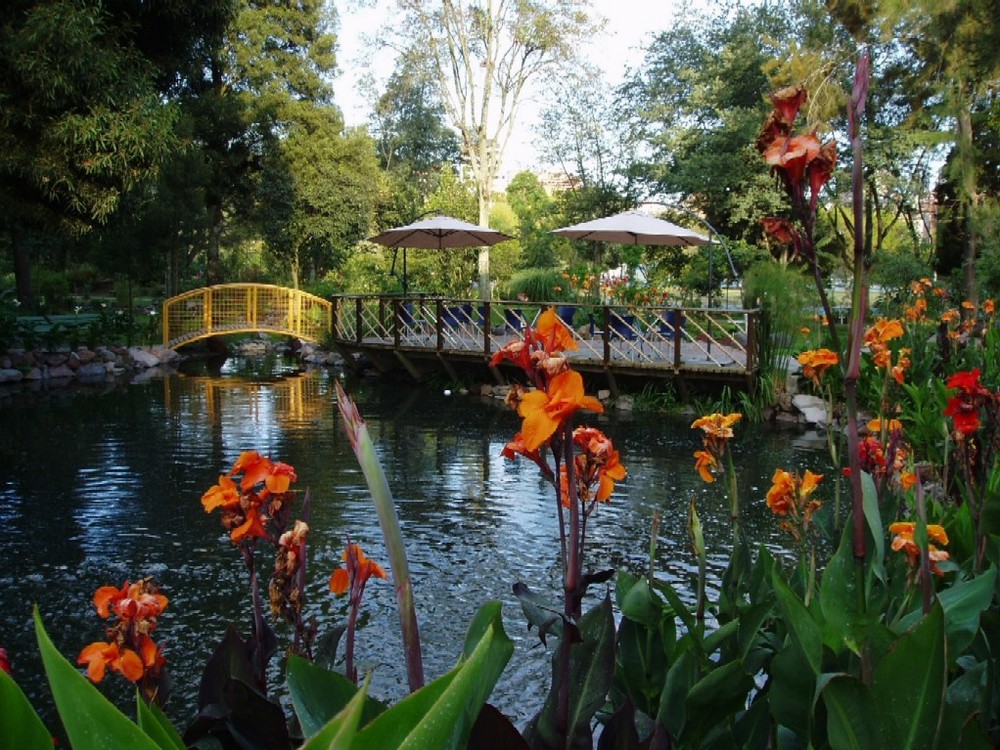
330,0,687,179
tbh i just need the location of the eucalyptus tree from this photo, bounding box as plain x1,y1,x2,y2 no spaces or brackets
0,0,232,308
387,0,600,295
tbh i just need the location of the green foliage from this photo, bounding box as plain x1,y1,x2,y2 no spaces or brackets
742,260,812,377
502,268,571,303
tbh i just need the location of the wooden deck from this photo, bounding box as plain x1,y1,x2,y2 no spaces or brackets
330,296,759,393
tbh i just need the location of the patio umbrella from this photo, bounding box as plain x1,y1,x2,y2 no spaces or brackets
550,210,709,246
367,215,514,296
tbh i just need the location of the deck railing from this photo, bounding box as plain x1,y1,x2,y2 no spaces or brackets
331,295,759,375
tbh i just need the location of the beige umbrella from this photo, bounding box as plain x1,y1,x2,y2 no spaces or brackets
367,215,513,296
551,210,709,246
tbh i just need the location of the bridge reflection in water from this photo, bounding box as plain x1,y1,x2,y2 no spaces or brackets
330,295,759,392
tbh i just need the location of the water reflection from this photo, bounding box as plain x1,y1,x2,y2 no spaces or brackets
0,365,827,733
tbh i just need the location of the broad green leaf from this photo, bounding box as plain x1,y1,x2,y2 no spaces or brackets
871,602,946,750
816,673,880,750
681,660,753,742
530,597,616,750
353,601,513,750
0,666,54,750
136,694,185,749
619,577,664,628
861,471,885,578
894,568,996,662
772,567,822,674
33,607,160,750
657,648,696,739
300,676,371,750
768,642,815,738
287,655,386,738
615,616,666,717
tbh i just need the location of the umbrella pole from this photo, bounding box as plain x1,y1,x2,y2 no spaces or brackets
403,249,408,297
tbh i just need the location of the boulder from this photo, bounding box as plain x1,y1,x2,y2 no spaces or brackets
792,394,830,427
127,347,161,369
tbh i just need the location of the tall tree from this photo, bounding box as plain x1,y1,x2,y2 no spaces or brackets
391,0,598,295
0,0,233,307
177,0,339,283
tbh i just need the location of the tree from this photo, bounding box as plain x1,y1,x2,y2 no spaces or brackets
506,171,558,268
258,109,385,287
391,0,599,296
0,0,233,307
176,0,339,283
622,2,799,241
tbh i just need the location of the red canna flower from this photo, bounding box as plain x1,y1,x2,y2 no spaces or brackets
0,647,10,675
944,368,991,435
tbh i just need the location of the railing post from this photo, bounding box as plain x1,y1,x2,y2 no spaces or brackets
436,299,444,351
746,309,758,372
393,299,402,347
203,288,212,337
602,305,611,365
482,301,491,356
673,308,683,368
355,297,363,344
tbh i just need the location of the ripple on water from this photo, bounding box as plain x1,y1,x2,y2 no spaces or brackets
0,370,826,734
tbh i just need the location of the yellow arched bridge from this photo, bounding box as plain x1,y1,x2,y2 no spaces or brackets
162,284,332,349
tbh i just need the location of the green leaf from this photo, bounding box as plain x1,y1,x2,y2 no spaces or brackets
861,471,885,579
618,577,664,629
299,675,371,750
816,673,880,750
871,601,947,750
530,597,617,750
287,655,386,739
136,695,185,749
772,567,822,674
353,601,513,750
615,616,666,717
0,665,54,750
894,568,997,662
657,648,696,739
768,642,815,738
681,660,753,742
33,607,160,750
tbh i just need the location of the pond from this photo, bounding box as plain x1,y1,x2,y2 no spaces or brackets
0,359,829,735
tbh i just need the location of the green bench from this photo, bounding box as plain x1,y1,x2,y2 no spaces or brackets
15,313,102,333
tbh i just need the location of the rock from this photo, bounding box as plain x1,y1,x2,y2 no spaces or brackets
479,384,494,397
127,347,161,369
597,389,612,402
615,395,635,411
77,362,109,380
48,364,74,380
774,410,801,426
792,394,830,426
0,368,23,383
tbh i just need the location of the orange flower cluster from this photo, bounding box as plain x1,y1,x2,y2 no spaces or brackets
765,469,823,542
492,308,606,455
798,348,838,388
852,419,913,489
889,522,949,576
201,450,298,543
864,318,910,383
559,427,627,508
691,413,741,483
77,579,168,700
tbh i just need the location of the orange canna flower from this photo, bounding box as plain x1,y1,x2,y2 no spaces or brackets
201,475,240,513
691,412,742,440
329,543,388,596
765,468,823,541
763,133,822,187
565,426,626,505
867,418,903,435
693,450,718,483
517,370,603,451
798,348,839,387
534,307,578,353
889,521,950,575
78,641,144,683
984,299,995,315
940,309,959,324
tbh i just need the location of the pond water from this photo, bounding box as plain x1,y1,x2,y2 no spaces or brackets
0,359,829,735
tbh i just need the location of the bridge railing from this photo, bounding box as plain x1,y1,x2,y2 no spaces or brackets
163,283,332,349
331,295,759,373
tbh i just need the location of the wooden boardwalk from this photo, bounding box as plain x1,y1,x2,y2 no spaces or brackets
330,296,759,392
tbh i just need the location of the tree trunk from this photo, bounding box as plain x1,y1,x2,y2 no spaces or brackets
12,225,34,309
956,90,979,308
207,204,223,285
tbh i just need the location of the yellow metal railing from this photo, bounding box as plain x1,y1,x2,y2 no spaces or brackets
162,283,332,349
